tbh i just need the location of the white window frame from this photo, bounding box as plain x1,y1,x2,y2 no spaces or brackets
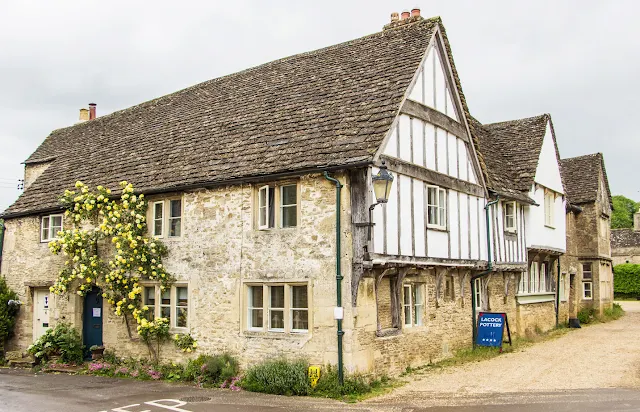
544,190,555,228
427,185,447,230
152,201,164,238
504,201,517,232
583,281,593,300
403,284,424,327
168,199,183,238
582,262,593,280
474,278,482,311
245,283,309,334
257,182,299,231
539,262,546,292
142,284,189,331
40,214,63,242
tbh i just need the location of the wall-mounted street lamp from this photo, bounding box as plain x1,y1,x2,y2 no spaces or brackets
365,161,394,259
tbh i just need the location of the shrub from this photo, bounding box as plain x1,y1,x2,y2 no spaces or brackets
312,364,372,399
613,264,640,298
602,303,625,320
241,358,311,396
184,353,240,386
28,323,84,364
577,307,596,325
0,277,19,354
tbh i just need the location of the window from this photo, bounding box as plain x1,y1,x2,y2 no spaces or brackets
269,286,285,331
258,183,298,230
518,262,552,294
142,285,188,330
444,275,455,301
427,186,447,229
152,202,164,237
403,284,424,327
290,286,308,332
583,282,593,300
529,262,539,293
544,190,555,227
169,199,182,237
504,202,516,232
41,214,63,242
474,278,482,311
246,283,309,333
582,263,592,280
150,198,183,238
248,286,264,330
539,262,546,292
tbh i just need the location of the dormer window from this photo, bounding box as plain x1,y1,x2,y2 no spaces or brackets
41,214,63,242
504,201,516,232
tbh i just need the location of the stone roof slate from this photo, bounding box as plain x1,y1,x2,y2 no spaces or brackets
4,18,440,218
560,153,612,207
611,229,640,249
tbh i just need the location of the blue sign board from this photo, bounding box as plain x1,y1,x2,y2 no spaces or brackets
476,312,506,347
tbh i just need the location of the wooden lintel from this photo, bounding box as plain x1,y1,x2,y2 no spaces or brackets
380,155,485,198
400,99,469,142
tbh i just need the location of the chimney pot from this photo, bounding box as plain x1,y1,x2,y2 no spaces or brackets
79,108,89,122
401,9,410,20
390,12,399,23
411,7,420,17
89,103,96,120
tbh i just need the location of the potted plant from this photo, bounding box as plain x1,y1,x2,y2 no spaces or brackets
90,345,105,360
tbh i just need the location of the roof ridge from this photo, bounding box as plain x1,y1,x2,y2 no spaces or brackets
42,17,441,138
484,113,548,128
562,152,603,161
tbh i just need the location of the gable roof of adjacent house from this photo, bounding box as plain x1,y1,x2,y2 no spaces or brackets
4,17,447,218
468,114,558,204
560,153,612,207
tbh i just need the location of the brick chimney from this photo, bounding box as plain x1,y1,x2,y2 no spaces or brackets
79,108,89,122
384,7,424,30
634,212,640,231
89,103,97,120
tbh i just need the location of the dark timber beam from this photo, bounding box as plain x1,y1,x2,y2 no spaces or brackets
380,155,485,198
401,99,468,142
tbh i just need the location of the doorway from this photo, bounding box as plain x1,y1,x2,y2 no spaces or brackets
83,287,103,355
33,288,51,341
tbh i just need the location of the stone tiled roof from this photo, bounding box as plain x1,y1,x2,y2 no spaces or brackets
4,18,441,218
560,153,612,207
611,229,640,249
469,114,553,203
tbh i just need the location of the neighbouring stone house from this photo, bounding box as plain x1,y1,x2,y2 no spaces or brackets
1,10,571,375
611,213,640,266
561,154,614,317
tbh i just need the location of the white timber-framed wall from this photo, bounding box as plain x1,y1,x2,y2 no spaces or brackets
370,28,488,262
485,200,527,265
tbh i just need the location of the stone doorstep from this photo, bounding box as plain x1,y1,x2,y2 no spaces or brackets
8,358,35,368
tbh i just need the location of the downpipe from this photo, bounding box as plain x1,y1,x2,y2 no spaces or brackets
323,172,344,386
556,257,561,327
471,196,500,348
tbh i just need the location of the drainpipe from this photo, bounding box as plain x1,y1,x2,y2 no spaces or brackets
471,196,500,348
556,257,561,327
323,172,344,386
0,220,4,273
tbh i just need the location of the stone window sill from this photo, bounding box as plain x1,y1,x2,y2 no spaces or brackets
516,292,555,304
243,330,310,340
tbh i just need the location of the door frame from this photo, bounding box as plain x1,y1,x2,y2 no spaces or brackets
82,287,104,352
32,288,51,342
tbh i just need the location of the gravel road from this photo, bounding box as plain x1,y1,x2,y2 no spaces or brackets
372,301,640,404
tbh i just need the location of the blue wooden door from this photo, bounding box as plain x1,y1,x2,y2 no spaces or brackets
83,288,103,356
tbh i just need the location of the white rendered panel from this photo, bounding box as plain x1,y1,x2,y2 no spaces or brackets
425,123,436,170
409,68,424,104
412,119,425,167
449,191,459,259
470,196,480,260
434,49,446,114
458,139,468,182
398,115,412,163
496,202,505,262
399,175,413,256
427,230,448,258
447,133,458,178
525,187,566,252
386,177,399,255
383,123,398,158
479,199,487,261
436,127,447,173
413,181,426,257
468,157,477,184
372,168,384,254
446,87,459,121
424,48,435,108
459,194,469,259
534,123,563,193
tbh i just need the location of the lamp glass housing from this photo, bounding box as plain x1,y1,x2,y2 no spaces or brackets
372,166,394,203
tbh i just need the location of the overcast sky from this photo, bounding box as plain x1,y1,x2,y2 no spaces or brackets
1,0,638,212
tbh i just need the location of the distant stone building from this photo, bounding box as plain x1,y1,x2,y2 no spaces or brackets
611,213,640,266
561,153,613,316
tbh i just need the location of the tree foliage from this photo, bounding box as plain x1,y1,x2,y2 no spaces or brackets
611,195,639,229
613,263,640,298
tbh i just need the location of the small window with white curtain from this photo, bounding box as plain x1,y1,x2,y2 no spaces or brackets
504,201,516,232
427,185,447,230
403,284,424,327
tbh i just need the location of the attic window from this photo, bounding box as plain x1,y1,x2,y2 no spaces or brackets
150,197,183,238
41,214,63,242
257,183,298,230
504,201,516,232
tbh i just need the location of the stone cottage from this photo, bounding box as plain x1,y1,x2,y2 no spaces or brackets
560,154,614,317
611,213,640,266
1,11,570,375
